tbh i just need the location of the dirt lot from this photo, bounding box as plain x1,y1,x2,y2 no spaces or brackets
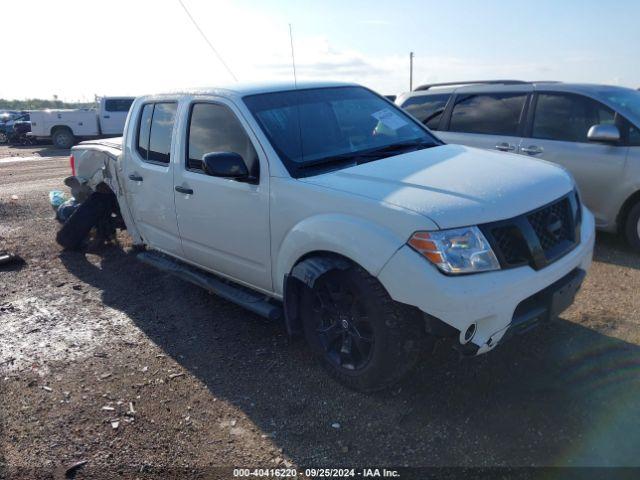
1,145,640,478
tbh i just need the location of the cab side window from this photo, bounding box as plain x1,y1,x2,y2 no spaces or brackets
449,92,526,136
105,98,134,112
532,93,615,143
136,102,178,164
187,103,258,177
400,94,451,130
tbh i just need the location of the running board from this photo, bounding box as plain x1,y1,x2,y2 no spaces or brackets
136,251,283,321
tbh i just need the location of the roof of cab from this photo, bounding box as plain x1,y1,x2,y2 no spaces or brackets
138,81,359,101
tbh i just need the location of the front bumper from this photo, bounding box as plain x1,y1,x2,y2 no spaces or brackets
377,206,595,354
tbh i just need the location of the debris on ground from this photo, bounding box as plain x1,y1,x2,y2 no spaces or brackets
56,198,79,223
49,190,68,209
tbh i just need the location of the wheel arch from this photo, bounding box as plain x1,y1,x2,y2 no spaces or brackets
274,213,406,296
617,189,640,234
277,213,407,337
50,124,74,136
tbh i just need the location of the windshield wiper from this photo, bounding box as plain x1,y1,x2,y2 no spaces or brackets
296,155,359,171
296,139,435,174
352,139,435,164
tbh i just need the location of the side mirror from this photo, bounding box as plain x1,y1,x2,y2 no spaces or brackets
202,152,249,180
587,124,620,143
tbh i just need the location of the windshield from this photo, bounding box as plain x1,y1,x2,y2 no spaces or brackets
597,88,640,124
243,86,439,177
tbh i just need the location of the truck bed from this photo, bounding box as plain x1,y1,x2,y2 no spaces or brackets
77,137,123,151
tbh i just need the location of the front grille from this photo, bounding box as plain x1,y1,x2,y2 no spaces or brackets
481,191,581,271
527,198,573,251
491,225,529,266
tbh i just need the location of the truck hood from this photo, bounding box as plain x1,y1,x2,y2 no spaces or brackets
300,144,574,230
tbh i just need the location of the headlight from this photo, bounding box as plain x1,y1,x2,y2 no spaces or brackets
408,226,500,274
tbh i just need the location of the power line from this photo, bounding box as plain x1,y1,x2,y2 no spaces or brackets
177,0,238,82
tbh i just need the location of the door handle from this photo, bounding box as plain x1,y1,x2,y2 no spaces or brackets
521,145,544,155
103,115,110,119
128,174,143,182
175,186,194,195
495,142,516,152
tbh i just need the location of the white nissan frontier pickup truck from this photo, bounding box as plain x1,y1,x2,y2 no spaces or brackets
56,82,595,391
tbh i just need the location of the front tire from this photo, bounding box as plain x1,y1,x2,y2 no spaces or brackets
625,202,640,250
301,264,428,392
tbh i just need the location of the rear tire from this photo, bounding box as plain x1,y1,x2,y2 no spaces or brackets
56,192,116,250
0,132,7,144
625,202,640,250
52,128,75,149
301,264,429,392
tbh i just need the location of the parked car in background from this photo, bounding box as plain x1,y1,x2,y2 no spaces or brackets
396,81,640,249
0,111,30,144
29,96,135,148
56,82,593,391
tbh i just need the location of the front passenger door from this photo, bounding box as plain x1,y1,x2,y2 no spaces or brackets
173,100,272,291
521,92,628,227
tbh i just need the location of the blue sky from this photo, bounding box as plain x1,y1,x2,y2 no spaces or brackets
2,0,639,100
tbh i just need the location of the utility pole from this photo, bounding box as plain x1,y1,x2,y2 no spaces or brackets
409,51,414,91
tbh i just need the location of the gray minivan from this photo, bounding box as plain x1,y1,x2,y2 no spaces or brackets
396,81,640,249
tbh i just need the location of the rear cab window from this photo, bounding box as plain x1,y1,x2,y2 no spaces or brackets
449,92,527,136
105,98,135,112
400,93,451,130
136,102,178,164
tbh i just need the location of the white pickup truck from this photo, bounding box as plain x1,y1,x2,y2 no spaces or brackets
57,82,595,391
29,96,135,148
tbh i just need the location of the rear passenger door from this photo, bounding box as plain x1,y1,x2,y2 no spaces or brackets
173,99,272,291
438,89,530,154
522,92,629,227
123,101,183,256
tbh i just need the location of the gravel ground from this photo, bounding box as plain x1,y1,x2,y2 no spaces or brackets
1,145,640,478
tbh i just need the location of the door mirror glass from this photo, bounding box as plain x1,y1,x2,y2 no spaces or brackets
202,152,250,179
587,124,620,143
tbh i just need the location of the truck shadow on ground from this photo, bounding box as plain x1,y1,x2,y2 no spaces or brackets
4,144,69,158
60,247,640,467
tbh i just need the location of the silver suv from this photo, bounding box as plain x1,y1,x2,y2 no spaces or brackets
396,80,640,249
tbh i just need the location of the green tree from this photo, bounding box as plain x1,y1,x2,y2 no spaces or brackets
0,98,96,110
